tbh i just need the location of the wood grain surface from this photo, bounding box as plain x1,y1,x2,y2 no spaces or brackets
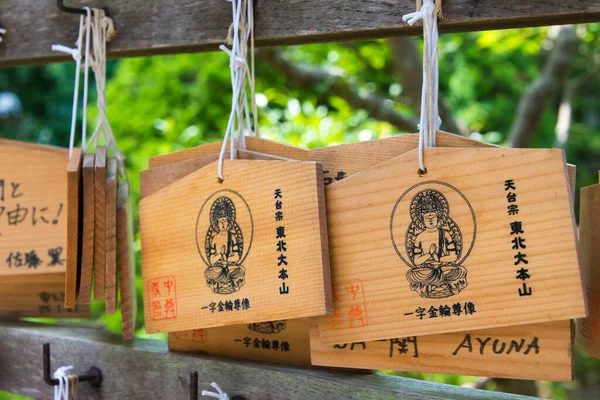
577,182,600,359
169,318,312,366
149,136,309,168
310,319,573,382
140,160,331,333
93,147,107,301
0,140,68,276
1,1,600,66
78,153,96,304
65,148,83,308
117,181,136,340
0,320,534,400
0,272,89,318
105,158,118,314
317,147,585,344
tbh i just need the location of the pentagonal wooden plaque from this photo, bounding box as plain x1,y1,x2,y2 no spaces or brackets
141,160,330,333
577,180,600,359
310,319,573,382
149,136,309,168
170,318,311,366
317,147,585,344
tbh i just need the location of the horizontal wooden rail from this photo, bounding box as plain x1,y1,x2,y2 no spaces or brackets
1,1,600,67
0,321,537,400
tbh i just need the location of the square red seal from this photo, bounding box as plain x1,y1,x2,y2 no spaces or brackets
327,279,368,330
173,329,207,343
148,275,178,321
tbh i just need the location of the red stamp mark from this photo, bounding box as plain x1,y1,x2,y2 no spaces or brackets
580,287,600,340
327,279,368,331
148,275,177,320
173,329,207,343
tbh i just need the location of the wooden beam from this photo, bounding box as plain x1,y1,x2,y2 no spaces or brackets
0,321,536,400
1,1,599,67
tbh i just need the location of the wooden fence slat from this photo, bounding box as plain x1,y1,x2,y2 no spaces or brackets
1,1,600,67
0,321,537,400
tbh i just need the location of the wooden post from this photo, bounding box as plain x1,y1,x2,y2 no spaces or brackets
0,1,599,66
0,321,538,400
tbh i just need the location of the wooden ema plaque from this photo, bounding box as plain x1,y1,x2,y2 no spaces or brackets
309,319,573,381
65,148,83,308
149,136,309,168
0,140,68,276
141,159,331,333
170,318,311,366
0,139,88,317
577,177,600,359
0,271,89,318
317,147,585,344
144,142,313,360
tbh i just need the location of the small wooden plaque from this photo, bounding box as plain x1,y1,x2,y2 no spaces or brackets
0,140,68,276
141,160,331,333
148,136,309,168
169,318,311,366
0,271,90,318
117,181,137,339
577,181,600,359
65,148,83,308
105,158,118,314
94,147,107,300
317,147,585,344
78,153,96,304
309,319,573,381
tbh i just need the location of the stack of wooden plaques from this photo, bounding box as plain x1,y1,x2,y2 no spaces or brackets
142,133,586,381
0,139,89,318
65,147,136,339
577,173,600,360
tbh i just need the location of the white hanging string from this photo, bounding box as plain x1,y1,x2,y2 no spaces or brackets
201,382,230,400
53,365,78,400
81,7,92,151
217,0,257,181
83,8,124,175
0,27,6,43
403,0,441,173
51,14,88,157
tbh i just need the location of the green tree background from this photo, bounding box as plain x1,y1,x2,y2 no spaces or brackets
1,25,600,399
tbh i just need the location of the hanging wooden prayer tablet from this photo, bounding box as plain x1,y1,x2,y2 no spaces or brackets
317,147,585,344
0,271,90,318
78,153,96,304
170,318,311,366
140,159,331,333
577,177,600,359
105,158,118,314
148,136,309,168
145,145,311,356
310,319,573,381
65,147,83,308
94,146,107,300
117,180,137,339
0,139,89,318
0,140,68,277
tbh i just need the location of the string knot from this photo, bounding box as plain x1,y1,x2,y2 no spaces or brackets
201,382,230,400
402,0,436,25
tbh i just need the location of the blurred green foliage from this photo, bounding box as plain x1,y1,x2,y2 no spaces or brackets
1,25,600,399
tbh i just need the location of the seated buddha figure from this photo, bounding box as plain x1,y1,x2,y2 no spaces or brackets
205,196,246,294
405,189,468,299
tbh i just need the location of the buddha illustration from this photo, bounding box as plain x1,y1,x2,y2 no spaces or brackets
405,189,468,298
247,320,287,334
205,196,246,294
